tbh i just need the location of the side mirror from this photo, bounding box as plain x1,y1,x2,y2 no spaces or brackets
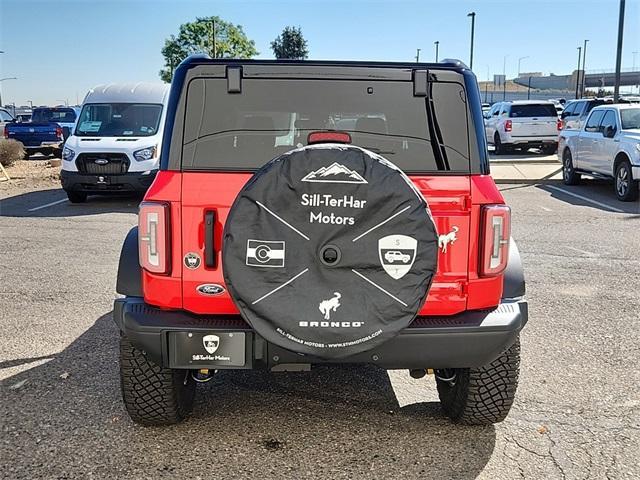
603,125,616,138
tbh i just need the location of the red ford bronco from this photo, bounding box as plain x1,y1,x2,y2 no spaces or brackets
115,56,527,426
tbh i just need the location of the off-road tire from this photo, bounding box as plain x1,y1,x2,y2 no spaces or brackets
66,191,87,203
615,160,639,202
119,335,196,426
562,149,581,185
436,337,520,425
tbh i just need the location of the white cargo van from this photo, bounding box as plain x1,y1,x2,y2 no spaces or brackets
60,83,169,202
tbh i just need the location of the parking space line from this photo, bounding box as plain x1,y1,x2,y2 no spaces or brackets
27,198,68,212
539,205,552,212
565,246,597,257
544,185,625,213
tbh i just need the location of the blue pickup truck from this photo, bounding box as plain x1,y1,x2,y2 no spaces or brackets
3,107,79,158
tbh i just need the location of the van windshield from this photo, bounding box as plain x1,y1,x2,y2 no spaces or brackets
75,103,162,137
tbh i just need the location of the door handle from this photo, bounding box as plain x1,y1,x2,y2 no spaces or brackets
204,210,217,268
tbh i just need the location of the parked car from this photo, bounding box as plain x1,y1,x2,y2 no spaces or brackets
60,83,169,203
0,107,15,130
484,101,560,154
4,108,66,158
560,98,609,131
559,104,640,202
31,107,80,140
114,56,527,427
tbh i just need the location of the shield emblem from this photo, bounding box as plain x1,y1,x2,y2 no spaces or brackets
202,334,220,354
378,234,417,280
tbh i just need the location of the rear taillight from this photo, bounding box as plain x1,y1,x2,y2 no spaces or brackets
504,120,512,132
138,202,170,274
480,205,511,277
3,125,8,139
56,126,63,139
557,119,563,131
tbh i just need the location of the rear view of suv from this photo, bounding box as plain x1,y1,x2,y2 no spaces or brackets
485,101,561,154
115,56,527,427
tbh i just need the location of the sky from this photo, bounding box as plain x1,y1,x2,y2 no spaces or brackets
1,0,639,106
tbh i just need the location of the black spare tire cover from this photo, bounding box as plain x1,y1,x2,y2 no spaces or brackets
223,145,438,359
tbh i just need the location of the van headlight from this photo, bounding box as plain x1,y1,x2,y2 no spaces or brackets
62,147,75,161
133,146,157,162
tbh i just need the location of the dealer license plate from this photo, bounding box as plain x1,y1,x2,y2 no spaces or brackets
168,332,246,368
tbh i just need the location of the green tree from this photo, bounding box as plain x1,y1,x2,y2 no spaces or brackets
159,16,258,82
271,26,309,60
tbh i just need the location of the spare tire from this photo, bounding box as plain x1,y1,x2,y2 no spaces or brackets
223,145,438,359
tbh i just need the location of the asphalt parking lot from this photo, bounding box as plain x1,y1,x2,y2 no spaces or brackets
1,161,638,479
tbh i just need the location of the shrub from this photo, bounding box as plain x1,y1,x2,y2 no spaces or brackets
0,139,25,167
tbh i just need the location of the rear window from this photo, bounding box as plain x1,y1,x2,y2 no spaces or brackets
181,78,471,173
32,108,77,123
509,104,558,118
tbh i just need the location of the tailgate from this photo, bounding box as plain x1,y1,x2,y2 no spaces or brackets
6,124,58,146
180,173,471,317
510,117,558,137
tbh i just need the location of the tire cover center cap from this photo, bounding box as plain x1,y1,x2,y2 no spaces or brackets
223,145,438,359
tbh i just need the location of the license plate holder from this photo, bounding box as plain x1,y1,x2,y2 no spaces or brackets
168,331,248,368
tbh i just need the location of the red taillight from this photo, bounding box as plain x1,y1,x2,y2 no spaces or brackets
480,205,511,277
557,119,563,131
56,126,63,139
138,202,170,274
307,131,352,145
3,125,8,139
504,120,512,132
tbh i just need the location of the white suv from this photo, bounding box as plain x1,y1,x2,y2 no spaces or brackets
484,101,561,155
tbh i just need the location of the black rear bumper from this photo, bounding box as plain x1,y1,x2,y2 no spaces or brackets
61,169,157,193
113,297,527,370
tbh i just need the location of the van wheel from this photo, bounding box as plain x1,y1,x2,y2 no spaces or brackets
436,337,520,425
615,160,639,202
66,191,87,203
119,335,196,426
562,149,580,185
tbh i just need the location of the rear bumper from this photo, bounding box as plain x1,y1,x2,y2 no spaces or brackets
61,169,157,193
25,141,63,150
113,297,528,370
503,135,558,146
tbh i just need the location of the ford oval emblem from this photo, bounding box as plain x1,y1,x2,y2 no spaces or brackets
94,158,109,165
197,284,225,296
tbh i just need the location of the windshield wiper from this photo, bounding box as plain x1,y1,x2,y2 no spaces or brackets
425,81,450,171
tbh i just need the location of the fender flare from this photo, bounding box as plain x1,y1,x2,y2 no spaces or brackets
116,227,142,297
503,238,525,300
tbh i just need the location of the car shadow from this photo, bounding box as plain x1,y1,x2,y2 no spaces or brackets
537,180,640,215
2,312,496,479
0,188,140,218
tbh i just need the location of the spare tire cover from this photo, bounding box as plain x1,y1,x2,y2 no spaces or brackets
223,145,438,359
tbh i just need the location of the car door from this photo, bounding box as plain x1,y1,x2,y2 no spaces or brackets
485,104,500,142
568,101,586,130
577,110,606,171
595,109,619,175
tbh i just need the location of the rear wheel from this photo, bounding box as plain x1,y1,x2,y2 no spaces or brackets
494,133,505,155
615,160,639,202
66,191,87,203
562,149,581,185
119,335,195,426
542,144,557,155
436,337,520,425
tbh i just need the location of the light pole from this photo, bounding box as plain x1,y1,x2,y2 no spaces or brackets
613,0,625,102
415,48,421,63
467,12,476,70
575,46,582,99
580,40,589,97
502,55,508,101
0,77,18,108
517,56,529,77
28,100,33,109
633,51,639,93
434,41,439,62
